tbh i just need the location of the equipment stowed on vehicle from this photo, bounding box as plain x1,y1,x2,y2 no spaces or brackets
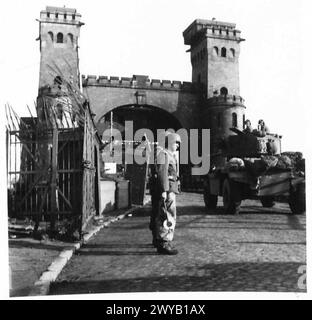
203,127,306,215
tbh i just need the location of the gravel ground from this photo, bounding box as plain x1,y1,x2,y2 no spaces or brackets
8,208,131,297
9,238,72,297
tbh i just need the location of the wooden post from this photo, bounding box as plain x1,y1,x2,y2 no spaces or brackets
96,144,101,215
50,127,58,232
6,128,9,189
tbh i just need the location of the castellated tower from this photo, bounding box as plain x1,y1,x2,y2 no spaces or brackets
35,6,84,173
37,6,84,92
183,19,247,167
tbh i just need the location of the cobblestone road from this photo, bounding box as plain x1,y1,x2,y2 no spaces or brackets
50,193,306,295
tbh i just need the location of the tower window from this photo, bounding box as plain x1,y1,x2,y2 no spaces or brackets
47,31,53,43
67,33,74,45
64,14,67,19
221,47,227,57
72,14,76,20
220,87,228,95
232,112,237,128
230,48,235,58
57,32,63,43
54,76,63,86
213,46,219,56
47,12,50,18
55,13,58,18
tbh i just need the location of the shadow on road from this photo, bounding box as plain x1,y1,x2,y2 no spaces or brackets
76,250,157,256
9,239,71,251
82,243,154,249
75,242,157,256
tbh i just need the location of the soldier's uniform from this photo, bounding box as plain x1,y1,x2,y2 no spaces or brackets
149,135,180,255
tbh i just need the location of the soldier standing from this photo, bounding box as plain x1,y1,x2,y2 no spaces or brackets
257,119,270,137
243,119,253,133
150,132,181,255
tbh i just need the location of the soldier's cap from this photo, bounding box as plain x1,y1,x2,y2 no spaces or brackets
165,132,181,143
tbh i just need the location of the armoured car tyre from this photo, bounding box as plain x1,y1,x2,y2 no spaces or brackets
222,178,241,215
260,196,275,208
289,183,306,215
203,179,218,210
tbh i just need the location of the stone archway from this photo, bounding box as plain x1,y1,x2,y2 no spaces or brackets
97,104,184,205
96,104,183,140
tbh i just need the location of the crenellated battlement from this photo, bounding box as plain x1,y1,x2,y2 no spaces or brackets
206,94,245,107
82,74,195,92
40,6,83,25
183,19,244,46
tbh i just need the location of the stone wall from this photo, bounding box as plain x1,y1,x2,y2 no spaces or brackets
83,75,202,129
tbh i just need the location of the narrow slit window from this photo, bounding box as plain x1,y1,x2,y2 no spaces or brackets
213,46,219,56
67,33,74,45
47,31,53,43
232,113,238,128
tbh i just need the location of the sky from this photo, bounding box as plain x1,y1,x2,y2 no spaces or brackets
0,0,311,153
0,0,311,299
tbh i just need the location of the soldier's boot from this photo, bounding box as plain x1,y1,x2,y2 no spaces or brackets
157,241,178,255
152,237,158,248
150,227,158,248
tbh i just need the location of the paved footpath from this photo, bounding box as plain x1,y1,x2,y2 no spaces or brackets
49,193,306,295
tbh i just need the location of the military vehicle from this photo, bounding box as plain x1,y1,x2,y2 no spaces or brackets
203,128,306,215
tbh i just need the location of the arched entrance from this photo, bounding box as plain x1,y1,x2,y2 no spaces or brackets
96,104,182,139
96,104,183,205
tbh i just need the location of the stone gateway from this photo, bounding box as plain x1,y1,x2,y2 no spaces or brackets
37,6,247,190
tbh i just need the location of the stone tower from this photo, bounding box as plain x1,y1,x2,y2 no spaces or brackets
183,19,246,166
37,6,84,92
36,6,84,171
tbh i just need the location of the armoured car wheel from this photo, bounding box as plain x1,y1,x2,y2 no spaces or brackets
203,178,218,210
289,183,306,215
260,196,275,208
222,178,241,215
